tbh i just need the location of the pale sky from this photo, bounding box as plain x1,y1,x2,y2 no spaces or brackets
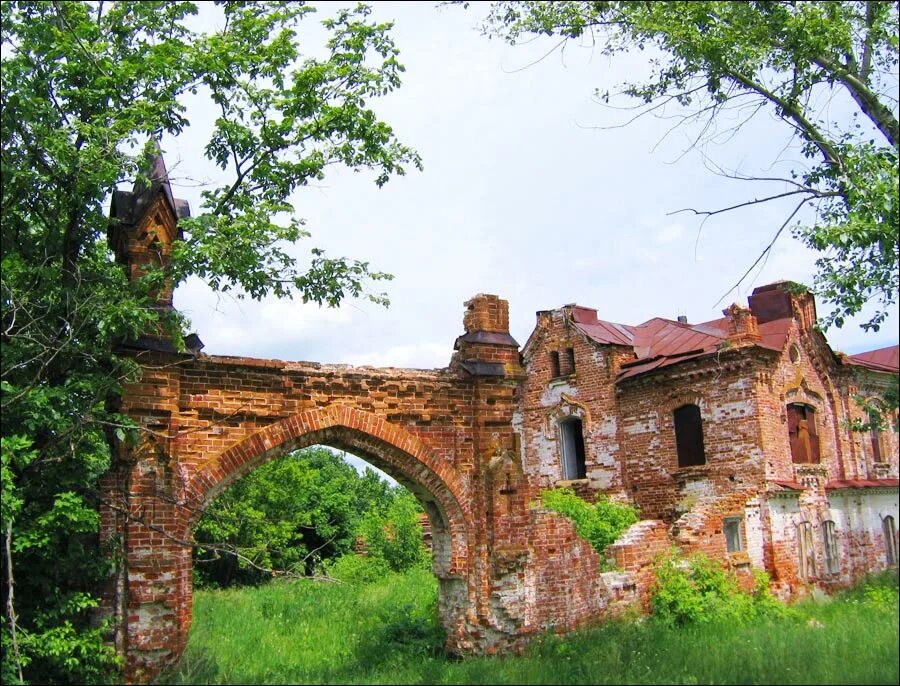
164,1,899,372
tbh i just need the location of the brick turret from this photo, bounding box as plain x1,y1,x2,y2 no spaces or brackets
108,145,190,311
722,303,761,345
452,294,522,378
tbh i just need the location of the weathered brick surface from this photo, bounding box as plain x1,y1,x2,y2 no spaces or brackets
101,177,898,683
515,284,897,613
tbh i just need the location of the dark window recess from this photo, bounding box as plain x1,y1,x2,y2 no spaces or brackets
884,516,897,566
560,347,576,376
871,425,883,463
787,404,820,464
823,521,840,575
560,418,587,480
549,351,561,378
674,404,706,467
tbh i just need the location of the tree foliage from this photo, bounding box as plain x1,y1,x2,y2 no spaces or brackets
194,447,397,588
478,0,899,331
1,2,419,682
357,490,431,574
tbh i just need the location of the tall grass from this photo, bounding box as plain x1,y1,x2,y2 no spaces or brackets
159,566,899,685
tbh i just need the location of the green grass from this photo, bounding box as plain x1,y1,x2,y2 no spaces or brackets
159,569,899,685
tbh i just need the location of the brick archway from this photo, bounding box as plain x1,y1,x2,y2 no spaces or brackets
184,405,472,579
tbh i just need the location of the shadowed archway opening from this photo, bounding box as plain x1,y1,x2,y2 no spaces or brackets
163,441,453,683
140,407,475,681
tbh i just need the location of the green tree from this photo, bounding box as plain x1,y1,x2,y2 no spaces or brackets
1,2,419,682
477,0,898,331
358,490,430,574
194,447,395,588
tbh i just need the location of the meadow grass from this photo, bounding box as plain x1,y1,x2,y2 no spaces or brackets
159,568,899,685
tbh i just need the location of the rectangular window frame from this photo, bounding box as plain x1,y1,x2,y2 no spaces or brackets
797,521,816,580
787,404,820,464
560,418,587,480
823,520,840,575
884,516,898,566
724,517,743,554
549,350,561,379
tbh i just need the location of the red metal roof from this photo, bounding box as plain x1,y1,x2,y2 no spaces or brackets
564,283,896,382
575,314,788,382
825,478,899,490
845,345,899,373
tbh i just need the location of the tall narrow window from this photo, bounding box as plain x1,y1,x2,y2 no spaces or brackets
724,517,743,553
797,521,816,579
674,404,706,467
884,516,898,566
560,418,587,480
870,424,883,463
560,347,576,376
549,351,561,378
823,520,839,575
787,404,820,464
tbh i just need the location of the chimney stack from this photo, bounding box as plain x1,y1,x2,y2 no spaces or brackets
723,303,761,345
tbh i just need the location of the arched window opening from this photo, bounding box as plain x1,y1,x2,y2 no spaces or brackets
884,516,898,566
787,403,820,464
674,404,706,467
559,418,587,480
870,424,884,463
822,520,839,575
797,521,816,579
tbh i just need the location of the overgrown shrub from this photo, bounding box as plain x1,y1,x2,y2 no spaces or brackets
541,488,639,557
650,552,788,626
325,553,390,585
845,569,899,609
358,492,430,573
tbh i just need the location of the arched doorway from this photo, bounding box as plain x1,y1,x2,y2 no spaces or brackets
118,406,473,682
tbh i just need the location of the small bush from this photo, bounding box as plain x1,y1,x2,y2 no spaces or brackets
650,552,786,626
325,553,390,585
845,569,899,608
541,488,639,557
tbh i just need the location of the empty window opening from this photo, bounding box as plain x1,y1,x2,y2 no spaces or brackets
787,404,820,464
871,424,883,463
724,517,743,553
884,516,897,566
549,351,561,378
560,418,587,480
559,347,576,376
797,521,816,579
674,404,706,467
823,520,840,575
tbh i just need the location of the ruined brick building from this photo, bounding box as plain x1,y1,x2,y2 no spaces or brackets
517,282,898,596
103,153,898,682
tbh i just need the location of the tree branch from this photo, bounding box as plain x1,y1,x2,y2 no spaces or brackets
811,54,898,148
714,198,810,308
723,68,846,172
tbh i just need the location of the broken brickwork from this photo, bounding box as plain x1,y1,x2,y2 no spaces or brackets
101,154,898,683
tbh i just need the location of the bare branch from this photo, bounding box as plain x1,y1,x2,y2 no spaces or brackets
713,198,810,308
668,188,830,219
4,521,25,684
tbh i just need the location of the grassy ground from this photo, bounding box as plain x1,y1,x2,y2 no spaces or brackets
159,568,899,685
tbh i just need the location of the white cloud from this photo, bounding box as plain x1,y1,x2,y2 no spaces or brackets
344,342,452,370
164,1,895,385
